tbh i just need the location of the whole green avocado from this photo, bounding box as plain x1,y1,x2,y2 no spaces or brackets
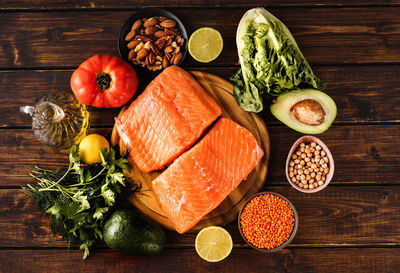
103,209,166,255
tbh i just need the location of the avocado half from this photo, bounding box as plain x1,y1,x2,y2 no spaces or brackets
270,89,337,134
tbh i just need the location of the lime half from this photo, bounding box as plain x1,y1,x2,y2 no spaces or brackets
195,226,233,262
188,27,223,63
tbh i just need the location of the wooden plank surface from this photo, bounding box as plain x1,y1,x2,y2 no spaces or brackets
2,0,400,10
3,65,400,128
0,125,398,187
1,8,400,68
1,186,399,248
1,248,399,273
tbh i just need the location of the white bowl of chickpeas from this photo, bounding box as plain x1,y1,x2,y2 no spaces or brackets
286,135,334,193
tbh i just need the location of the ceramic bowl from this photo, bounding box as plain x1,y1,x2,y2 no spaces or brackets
286,135,334,193
238,191,298,252
118,8,188,77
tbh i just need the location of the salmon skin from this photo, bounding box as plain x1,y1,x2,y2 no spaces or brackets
116,66,222,173
152,118,264,233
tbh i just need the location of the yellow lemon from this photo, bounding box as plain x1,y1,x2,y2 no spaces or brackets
188,27,223,63
79,134,110,165
195,226,233,262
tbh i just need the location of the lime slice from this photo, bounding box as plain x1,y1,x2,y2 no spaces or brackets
188,27,223,63
195,226,233,262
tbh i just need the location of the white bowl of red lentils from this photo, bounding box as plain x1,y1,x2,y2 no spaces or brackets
238,192,298,252
286,135,334,193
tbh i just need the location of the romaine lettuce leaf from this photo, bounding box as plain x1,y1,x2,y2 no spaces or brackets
230,8,326,113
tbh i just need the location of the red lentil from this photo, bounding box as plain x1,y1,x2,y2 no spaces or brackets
240,194,295,249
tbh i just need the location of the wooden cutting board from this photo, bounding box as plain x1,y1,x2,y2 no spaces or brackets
111,71,270,232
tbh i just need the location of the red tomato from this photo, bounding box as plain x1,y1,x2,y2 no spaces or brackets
70,55,138,108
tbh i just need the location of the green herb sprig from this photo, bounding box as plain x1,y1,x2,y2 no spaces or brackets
23,145,133,259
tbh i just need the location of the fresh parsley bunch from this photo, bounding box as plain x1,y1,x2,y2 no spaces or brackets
24,145,131,259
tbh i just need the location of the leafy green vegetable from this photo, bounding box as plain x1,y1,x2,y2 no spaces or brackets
23,145,136,259
230,8,326,112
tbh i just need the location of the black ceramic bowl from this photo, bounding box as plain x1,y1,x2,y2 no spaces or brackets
118,8,188,77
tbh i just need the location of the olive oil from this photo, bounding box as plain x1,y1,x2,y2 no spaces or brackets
20,92,90,150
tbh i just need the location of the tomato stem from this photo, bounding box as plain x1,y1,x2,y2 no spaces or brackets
96,72,111,93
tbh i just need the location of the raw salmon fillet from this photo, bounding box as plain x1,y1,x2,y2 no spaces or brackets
116,66,222,173
152,118,264,233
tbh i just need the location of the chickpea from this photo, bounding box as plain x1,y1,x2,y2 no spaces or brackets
294,159,300,164
292,177,297,182
324,157,329,163
294,169,298,175
290,161,295,167
311,172,316,178
316,174,321,181
300,160,305,165
300,147,305,153
296,151,301,156
309,184,314,189
316,145,321,150
300,143,305,147
305,157,310,163
301,153,306,159
324,168,329,174
304,169,309,175
289,166,294,172
303,184,309,189
318,180,324,186
301,180,307,185
313,182,318,188
300,174,305,180
311,142,316,148
291,154,297,160
296,175,301,180
297,164,302,169
289,171,294,178
306,174,311,180
321,150,326,157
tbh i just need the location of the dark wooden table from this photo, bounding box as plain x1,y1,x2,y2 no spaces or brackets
1,1,400,272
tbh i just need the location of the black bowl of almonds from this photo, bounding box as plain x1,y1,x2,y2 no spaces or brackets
118,8,188,75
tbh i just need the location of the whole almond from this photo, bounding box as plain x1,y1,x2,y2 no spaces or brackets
172,52,182,65
160,19,176,28
143,17,157,28
128,49,136,60
125,30,136,41
164,46,174,53
137,48,149,60
127,40,141,49
131,20,142,31
154,30,167,38
145,26,158,36
164,28,179,37
155,16,167,22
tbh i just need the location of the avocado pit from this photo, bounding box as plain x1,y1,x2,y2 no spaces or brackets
290,99,325,126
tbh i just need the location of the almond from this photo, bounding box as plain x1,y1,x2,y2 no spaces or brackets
154,30,167,38
145,26,158,36
127,40,141,49
160,19,176,28
131,20,142,31
125,30,136,41
137,48,149,60
143,17,157,28
155,16,167,22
